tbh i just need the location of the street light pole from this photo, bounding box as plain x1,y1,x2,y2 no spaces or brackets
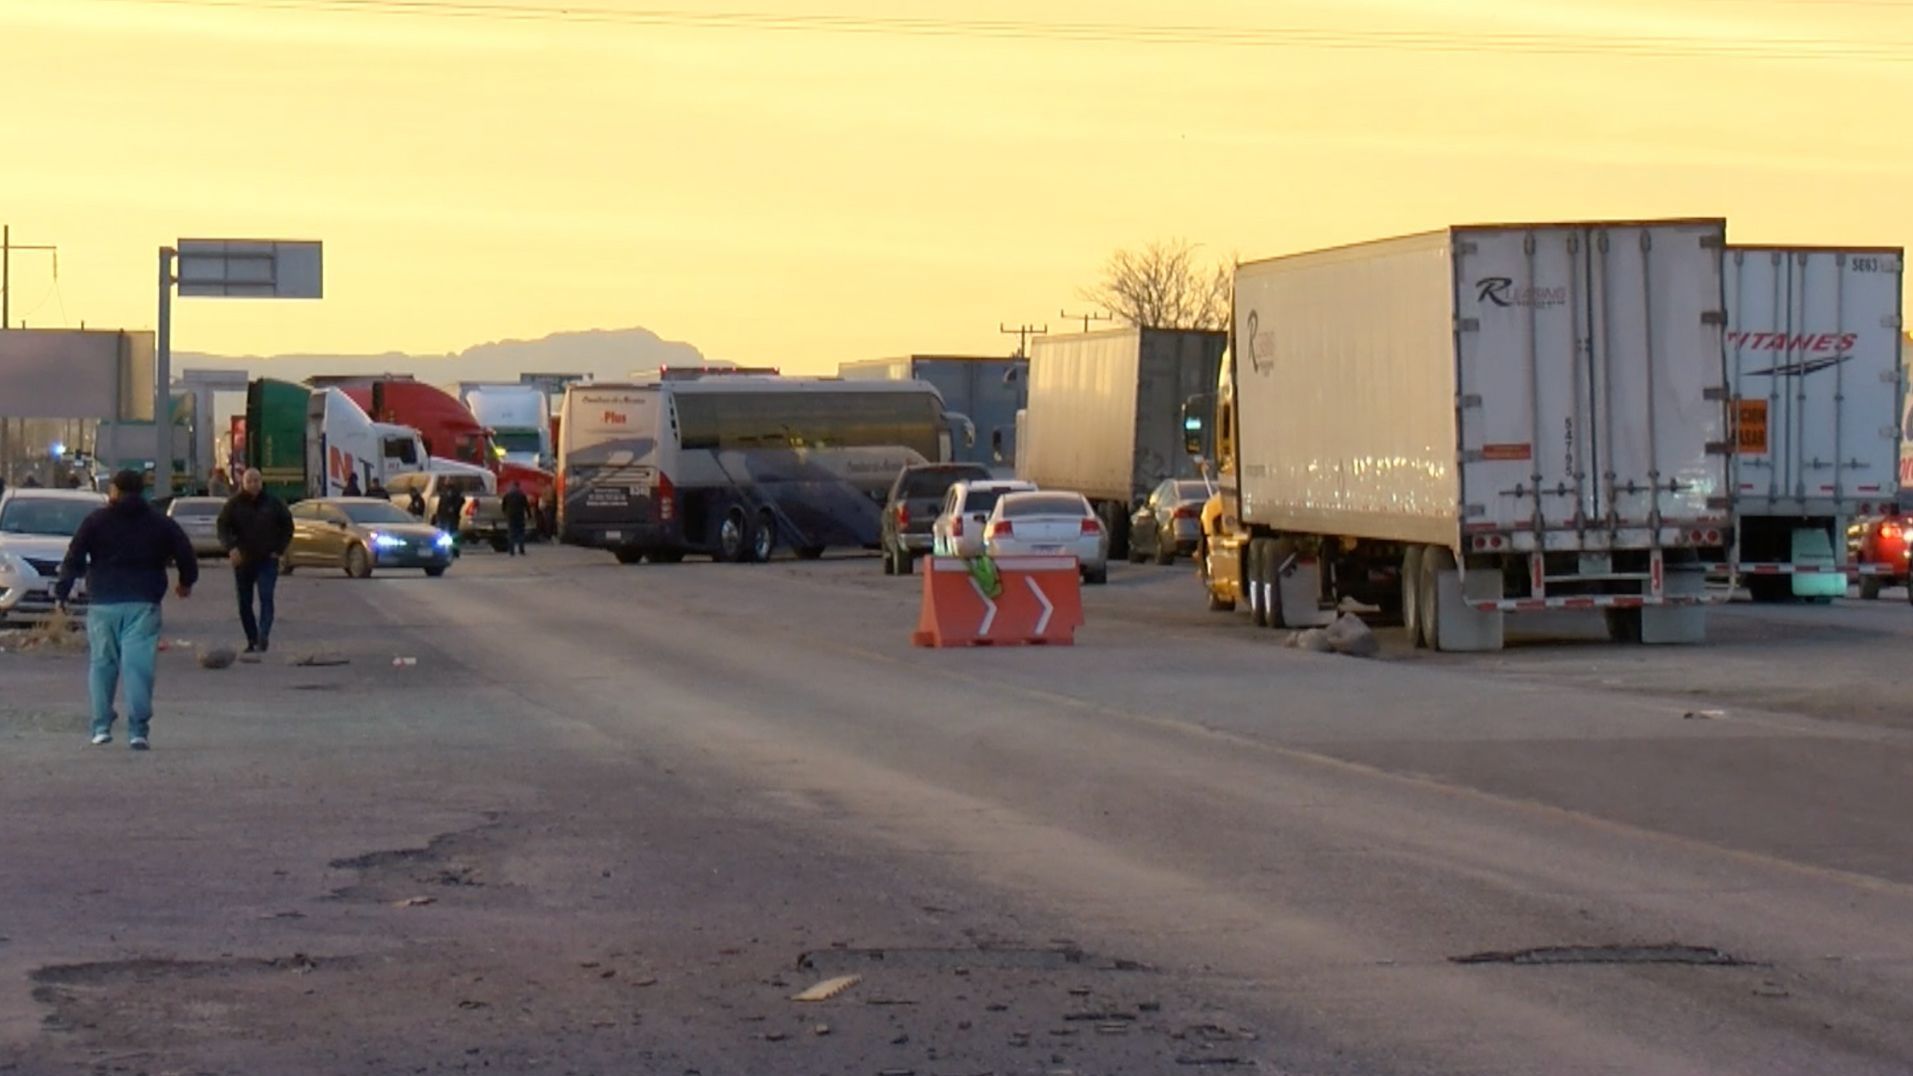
156,246,175,497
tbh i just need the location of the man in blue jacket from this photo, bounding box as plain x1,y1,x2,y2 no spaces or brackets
54,470,199,751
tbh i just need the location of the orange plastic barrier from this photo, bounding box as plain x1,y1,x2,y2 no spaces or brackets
911,556,1085,647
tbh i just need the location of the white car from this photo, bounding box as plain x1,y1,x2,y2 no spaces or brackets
983,490,1109,585
932,479,1036,559
166,496,228,557
0,489,107,621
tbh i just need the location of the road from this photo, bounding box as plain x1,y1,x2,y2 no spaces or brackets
4,545,1913,1075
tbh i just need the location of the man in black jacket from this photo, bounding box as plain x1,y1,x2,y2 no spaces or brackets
54,470,198,750
501,481,531,557
216,468,294,654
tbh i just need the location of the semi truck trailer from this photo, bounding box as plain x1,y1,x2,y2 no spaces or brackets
1721,246,1904,601
1199,219,1735,651
1016,327,1224,558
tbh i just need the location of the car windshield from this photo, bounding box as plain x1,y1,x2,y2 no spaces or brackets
0,497,101,536
1001,493,1090,518
1171,481,1209,502
903,467,988,498
962,488,1026,516
341,502,416,525
169,500,221,517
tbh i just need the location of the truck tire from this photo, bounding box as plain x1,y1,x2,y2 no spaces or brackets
1860,576,1882,601
719,508,751,563
1418,546,1456,651
750,511,777,563
1266,538,1297,630
1402,546,1425,647
613,546,644,565
1247,539,1270,628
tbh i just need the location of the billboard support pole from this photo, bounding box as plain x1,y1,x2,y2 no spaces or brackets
155,246,175,497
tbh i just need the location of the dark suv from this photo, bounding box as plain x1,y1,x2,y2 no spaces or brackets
880,462,991,575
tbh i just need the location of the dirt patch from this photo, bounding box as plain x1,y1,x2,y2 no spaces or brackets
325,817,505,903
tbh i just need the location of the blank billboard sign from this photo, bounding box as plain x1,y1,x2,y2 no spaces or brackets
176,239,322,299
0,329,156,420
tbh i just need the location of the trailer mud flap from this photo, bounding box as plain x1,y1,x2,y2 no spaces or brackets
1436,566,1504,652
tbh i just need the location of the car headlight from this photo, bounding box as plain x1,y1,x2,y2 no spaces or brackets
371,533,406,549
434,531,454,548
0,552,26,577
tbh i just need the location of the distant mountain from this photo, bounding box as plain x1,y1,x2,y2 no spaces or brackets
177,327,710,386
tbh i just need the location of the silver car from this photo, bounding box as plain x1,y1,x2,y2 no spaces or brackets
0,489,107,621
166,496,228,557
982,490,1108,585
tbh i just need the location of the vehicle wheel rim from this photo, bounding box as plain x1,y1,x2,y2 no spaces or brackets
721,517,744,558
754,522,774,561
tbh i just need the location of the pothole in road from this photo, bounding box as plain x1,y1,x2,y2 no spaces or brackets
326,816,504,902
31,953,341,1037
1450,943,1755,967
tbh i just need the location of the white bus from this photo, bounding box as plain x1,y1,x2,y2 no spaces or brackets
558,376,967,564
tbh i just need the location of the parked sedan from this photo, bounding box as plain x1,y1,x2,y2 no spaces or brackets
1846,511,1911,600
283,497,454,578
880,462,991,576
166,496,228,557
1128,479,1210,566
932,479,1036,559
983,490,1108,585
0,489,106,621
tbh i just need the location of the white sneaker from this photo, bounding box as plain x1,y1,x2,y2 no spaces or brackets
89,733,111,746
129,737,150,752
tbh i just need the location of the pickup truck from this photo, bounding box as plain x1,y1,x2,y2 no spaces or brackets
385,467,512,552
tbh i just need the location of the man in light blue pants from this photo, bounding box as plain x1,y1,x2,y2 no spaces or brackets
54,470,199,751
85,603,164,745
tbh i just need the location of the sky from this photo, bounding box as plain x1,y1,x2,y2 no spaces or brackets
2,0,1911,375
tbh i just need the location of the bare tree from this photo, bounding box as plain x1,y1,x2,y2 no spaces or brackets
1081,239,1230,331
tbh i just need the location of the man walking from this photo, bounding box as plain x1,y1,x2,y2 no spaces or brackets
216,468,294,654
53,470,198,751
501,481,531,557
434,484,466,557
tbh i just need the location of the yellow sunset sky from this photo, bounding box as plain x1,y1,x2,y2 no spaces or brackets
2,0,1910,374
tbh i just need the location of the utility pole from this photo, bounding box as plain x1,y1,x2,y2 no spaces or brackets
999,322,1048,359
2,225,59,329
1058,308,1112,333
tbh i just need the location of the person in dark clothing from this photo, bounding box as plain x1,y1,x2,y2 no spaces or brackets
366,477,386,500
538,485,558,539
216,468,294,654
341,473,362,497
54,469,198,750
501,481,531,557
434,485,467,557
407,488,426,518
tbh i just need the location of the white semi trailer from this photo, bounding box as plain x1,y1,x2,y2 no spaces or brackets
1198,219,1735,651
1721,246,1904,601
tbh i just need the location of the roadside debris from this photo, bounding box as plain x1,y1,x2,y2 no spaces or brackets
198,646,237,670
790,974,861,1002
392,656,418,667
394,896,437,908
290,651,350,667
1683,709,1727,721
1323,613,1380,657
1288,629,1333,653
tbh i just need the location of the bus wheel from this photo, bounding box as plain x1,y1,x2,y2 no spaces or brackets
719,508,751,563
750,511,777,563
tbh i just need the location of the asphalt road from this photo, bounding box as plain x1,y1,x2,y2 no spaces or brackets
4,545,1913,1075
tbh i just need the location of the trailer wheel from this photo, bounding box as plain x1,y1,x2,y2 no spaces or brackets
1247,539,1270,628
1402,547,1425,647
1418,546,1456,651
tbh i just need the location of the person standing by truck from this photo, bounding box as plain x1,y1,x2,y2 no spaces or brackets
434,484,466,557
501,480,531,557
217,468,294,654
53,470,199,750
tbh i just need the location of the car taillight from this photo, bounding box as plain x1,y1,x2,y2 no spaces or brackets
897,504,910,528
657,471,675,521
991,520,1013,537
1081,518,1102,535
952,517,963,537
1174,506,1198,520
1884,523,1902,540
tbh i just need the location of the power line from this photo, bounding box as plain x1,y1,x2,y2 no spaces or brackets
85,0,1913,62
